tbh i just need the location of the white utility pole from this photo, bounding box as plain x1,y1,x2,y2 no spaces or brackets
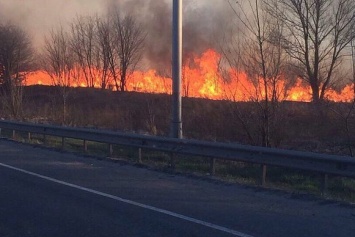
171,0,183,138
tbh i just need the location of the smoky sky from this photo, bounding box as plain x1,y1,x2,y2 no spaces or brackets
0,0,233,70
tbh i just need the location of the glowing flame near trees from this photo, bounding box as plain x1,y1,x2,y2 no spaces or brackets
25,49,354,102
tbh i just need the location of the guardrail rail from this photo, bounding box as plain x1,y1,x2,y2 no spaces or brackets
1,120,355,193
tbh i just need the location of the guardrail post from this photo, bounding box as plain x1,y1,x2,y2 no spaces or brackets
61,137,65,150
83,140,88,153
210,158,216,176
138,148,142,163
170,152,176,170
28,132,31,141
0,128,2,136
108,144,113,157
12,130,16,140
261,165,267,186
321,174,329,196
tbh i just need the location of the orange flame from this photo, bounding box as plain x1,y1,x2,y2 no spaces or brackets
25,49,354,102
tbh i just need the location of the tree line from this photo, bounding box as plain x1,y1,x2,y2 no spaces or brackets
43,11,146,92
0,8,146,120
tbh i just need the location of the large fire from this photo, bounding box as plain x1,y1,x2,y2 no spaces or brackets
25,49,354,102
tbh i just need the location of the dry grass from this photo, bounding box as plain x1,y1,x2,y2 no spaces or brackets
12,85,354,156
0,85,354,202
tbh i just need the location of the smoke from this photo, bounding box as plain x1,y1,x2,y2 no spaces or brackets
117,0,233,71
0,0,106,48
0,0,233,71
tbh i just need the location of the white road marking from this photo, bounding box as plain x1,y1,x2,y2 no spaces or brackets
0,162,254,237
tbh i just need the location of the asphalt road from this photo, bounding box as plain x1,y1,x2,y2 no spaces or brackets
0,138,354,237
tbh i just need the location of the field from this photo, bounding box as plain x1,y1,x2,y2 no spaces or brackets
13,85,354,155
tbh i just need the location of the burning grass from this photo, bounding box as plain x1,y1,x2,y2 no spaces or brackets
25,49,355,103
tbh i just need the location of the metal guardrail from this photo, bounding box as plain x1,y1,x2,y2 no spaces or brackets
0,120,355,190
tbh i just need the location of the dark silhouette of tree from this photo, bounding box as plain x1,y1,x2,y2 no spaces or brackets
43,26,75,124
95,16,113,90
110,12,146,91
266,0,355,103
0,23,33,119
70,15,100,88
225,0,290,147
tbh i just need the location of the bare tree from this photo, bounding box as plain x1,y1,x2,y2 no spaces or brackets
266,0,355,103
95,16,113,90
111,12,146,91
182,65,191,97
0,23,33,119
70,15,100,88
43,26,75,124
332,39,355,157
225,0,289,147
